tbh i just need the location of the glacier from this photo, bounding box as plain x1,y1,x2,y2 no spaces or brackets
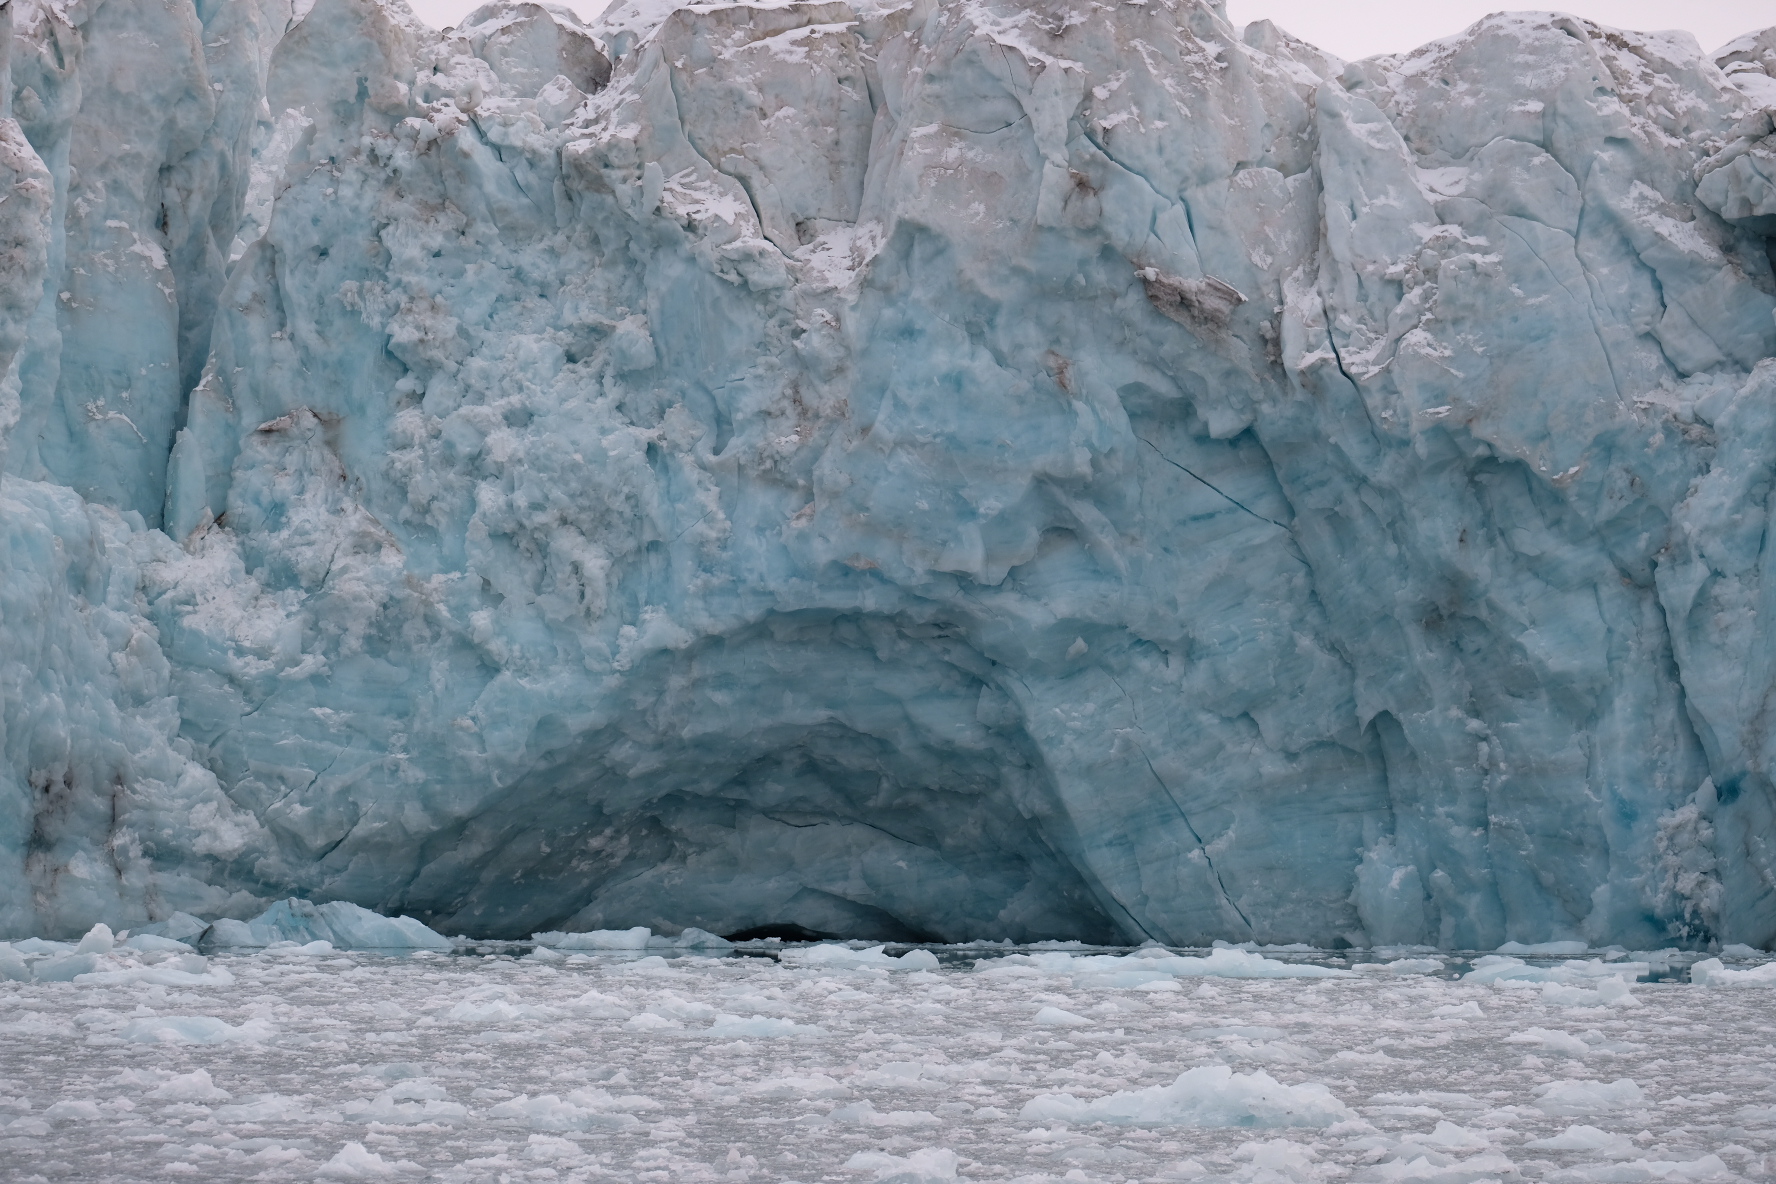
1,0,1776,949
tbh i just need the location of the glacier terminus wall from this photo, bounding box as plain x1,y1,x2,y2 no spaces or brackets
2,0,1776,948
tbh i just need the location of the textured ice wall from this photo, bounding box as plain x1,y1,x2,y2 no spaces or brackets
3,0,1776,947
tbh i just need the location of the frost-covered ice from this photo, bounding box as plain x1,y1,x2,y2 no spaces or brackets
4,944,1776,1181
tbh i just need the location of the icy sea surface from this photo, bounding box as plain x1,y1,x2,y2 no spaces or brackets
4,943,1775,1183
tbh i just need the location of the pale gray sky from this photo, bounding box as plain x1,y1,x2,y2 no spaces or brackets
1220,0,1765,59
404,0,1765,59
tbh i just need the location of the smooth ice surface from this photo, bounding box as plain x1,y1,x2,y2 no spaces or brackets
2,0,1776,947
2,944,1776,1181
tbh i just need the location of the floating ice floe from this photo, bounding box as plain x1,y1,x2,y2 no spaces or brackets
145,1069,231,1102
316,1141,422,1179
1020,1065,1354,1128
118,1015,276,1045
1505,1027,1596,1056
746,1074,851,1099
132,912,211,943
1,924,236,986
844,1147,961,1182
122,933,199,953
448,995,559,1024
341,1081,471,1127
200,899,450,952
1532,1078,1649,1116
1463,955,1647,1007
1353,956,1447,976
1462,954,1648,985
1526,1124,1642,1158
1691,958,1776,985
76,954,235,988
820,1100,942,1128
530,926,735,951
1497,940,1593,956
1431,1001,1485,1019
705,1013,828,1039
215,1095,341,1125
788,944,943,971
1032,1006,1091,1027
567,988,632,1019
979,946,1354,988
487,1089,655,1131
1552,1154,1737,1182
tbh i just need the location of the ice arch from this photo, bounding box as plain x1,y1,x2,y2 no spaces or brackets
381,612,1122,942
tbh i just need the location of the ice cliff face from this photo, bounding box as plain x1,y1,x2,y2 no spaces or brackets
3,0,1776,948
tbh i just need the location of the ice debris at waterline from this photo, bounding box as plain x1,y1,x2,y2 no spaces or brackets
0,899,451,981
3,941,1776,1181
198,898,451,952
2,0,1776,949
531,925,735,951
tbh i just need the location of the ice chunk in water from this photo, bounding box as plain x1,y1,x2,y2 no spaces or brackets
1526,1125,1640,1157
533,927,653,950
659,927,735,950
200,900,447,951
1032,1006,1091,1027
119,1016,275,1044
1505,1028,1592,1056
342,1084,470,1126
795,944,944,971
133,913,211,943
704,1014,828,1039
1021,1065,1354,1127
317,1142,422,1178
73,924,114,954
825,1101,942,1128
1532,1079,1648,1115
1464,955,1646,986
843,1147,960,1181
486,1092,646,1131
121,933,196,953
748,1074,851,1099
31,954,98,982
1692,958,1776,985
317,903,449,951
983,947,1353,986
1539,978,1640,1008
145,1069,231,1102
568,989,631,1019
1431,1001,1484,1018
10,939,73,955
1497,941,1590,956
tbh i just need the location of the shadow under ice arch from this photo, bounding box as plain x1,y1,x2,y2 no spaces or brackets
379,610,1126,943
